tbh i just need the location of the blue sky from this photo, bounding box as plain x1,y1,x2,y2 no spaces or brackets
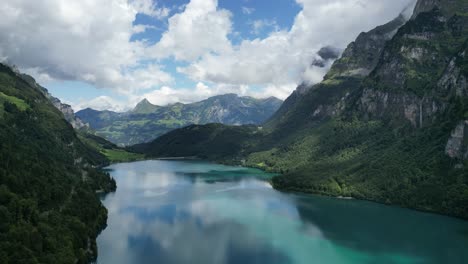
46,0,303,110
0,0,415,111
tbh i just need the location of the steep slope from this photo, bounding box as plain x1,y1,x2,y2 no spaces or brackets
255,3,468,219
77,94,282,146
0,63,116,263
19,73,89,130
265,12,408,131
136,1,468,219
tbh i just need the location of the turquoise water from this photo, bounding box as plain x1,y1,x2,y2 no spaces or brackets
96,160,468,264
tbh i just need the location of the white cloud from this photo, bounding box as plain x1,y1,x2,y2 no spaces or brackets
142,82,247,106
0,0,172,93
242,7,255,15
130,0,170,19
179,0,416,99
0,0,417,109
149,0,233,61
250,19,280,35
73,96,129,112
73,82,252,111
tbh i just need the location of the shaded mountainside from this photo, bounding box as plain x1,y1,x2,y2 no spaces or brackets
78,132,144,163
0,63,116,263
135,1,468,219
77,94,282,146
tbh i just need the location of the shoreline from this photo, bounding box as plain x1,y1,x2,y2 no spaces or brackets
100,158,468,222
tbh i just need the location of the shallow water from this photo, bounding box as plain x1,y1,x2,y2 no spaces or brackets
96,160,468,264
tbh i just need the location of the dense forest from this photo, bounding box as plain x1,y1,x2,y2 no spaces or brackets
0,64,116,263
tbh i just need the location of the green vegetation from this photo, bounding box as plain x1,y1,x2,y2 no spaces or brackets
77,94,282,146
131,124,261,160
0,64,116,263
0,92,29,112
136,3,468,220
78,133,144,163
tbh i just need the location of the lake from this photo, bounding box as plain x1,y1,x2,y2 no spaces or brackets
96,160,468,264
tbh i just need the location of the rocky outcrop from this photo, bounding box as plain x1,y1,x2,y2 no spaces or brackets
371,8,452,92
437,49,468,97
325,13,407,79
49,96,89,129
2,66,89,129
359,5,468,130
359,88,446,127
445,120,468,159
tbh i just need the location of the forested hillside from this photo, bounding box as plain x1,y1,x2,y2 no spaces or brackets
0,63,116,263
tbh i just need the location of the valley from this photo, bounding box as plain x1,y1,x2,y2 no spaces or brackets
1,0,468,263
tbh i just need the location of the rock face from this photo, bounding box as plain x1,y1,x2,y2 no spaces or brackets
358,6,468,131
18,73,89,129
48,96,89,129
267,12,409,130
325,13,407,79
437,50,468,97
445,120,468,159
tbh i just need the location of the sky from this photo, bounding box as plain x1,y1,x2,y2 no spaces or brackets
0,0,416,112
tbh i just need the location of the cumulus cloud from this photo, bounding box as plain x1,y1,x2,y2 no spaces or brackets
249,19,280,35
179,0,416,94
0,0,417,110
130,0,170,19
149,0,233,61
72,96,130,112
0,0,172,93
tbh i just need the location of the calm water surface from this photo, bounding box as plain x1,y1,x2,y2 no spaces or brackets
97,160,468,264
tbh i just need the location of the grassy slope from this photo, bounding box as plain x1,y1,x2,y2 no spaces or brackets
78,132,144,163
0,64,116,264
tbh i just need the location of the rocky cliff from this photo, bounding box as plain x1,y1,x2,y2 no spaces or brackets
19,73,89,129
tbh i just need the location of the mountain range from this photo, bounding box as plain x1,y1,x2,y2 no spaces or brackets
133,0,468,220
76,94,282,146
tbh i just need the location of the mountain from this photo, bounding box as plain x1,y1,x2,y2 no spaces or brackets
0,63,116,263
132,98,160,114
76,94,282,146
133,0,468,219
19,73,89,130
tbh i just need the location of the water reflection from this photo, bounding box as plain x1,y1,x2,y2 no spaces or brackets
97,160,468,264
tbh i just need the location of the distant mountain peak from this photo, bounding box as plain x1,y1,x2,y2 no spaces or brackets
137,98,153,106
132,98,158,114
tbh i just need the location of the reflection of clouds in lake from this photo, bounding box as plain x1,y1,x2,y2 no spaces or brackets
98,160,429,264
99,194,293,263
98,162,299,264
